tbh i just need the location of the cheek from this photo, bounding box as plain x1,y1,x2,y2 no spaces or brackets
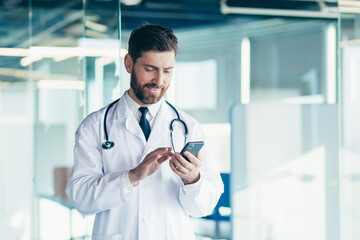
135,71,150,83
164,74,173,84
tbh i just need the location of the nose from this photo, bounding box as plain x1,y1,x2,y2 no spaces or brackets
153,71,164,86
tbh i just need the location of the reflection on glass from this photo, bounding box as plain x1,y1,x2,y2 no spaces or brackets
172,59,217,110
1,0,141,236
202,123,231,173
39,198,94,239
0,1,347,239
241,37,251,104
249,21,337,104
231,103,339,240
234,146,326,240
339,4,360,239
0,4,33,240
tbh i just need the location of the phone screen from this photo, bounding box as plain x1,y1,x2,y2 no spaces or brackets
180,141,204,161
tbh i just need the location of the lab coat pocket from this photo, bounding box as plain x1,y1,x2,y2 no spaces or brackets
92,234,122,240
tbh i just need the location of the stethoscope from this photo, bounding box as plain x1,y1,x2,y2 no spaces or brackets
102,98,188,151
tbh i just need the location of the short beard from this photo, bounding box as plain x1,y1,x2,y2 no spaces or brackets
130,69,169,105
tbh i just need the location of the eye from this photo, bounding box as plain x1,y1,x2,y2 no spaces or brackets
145,66,155,72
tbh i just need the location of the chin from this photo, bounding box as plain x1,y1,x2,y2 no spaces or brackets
142,91,164,104
142,96,161,104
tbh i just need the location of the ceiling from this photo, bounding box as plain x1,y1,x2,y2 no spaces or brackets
0,0,339,47
0,0,339,76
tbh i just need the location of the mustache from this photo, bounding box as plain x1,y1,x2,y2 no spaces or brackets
144,83,163,89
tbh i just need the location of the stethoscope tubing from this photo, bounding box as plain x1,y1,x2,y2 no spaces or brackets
102,98,188,151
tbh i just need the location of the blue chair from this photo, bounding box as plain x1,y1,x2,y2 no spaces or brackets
204,173,230,221
193,173,231,239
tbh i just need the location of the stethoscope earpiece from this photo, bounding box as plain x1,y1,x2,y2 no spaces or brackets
102,141,115,150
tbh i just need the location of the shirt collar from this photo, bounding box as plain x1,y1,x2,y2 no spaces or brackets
125,90,162,119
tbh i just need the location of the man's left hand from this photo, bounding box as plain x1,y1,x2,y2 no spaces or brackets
169,152,202,185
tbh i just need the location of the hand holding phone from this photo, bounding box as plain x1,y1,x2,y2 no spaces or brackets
171,141,204,184
180,141,204,162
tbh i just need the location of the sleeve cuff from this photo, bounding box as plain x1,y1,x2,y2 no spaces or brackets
181,174,203,197
120,171,136,202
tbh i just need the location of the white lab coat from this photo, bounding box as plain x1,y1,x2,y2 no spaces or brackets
66,93,224,240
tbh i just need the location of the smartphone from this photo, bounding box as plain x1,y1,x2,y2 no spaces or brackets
180,141,204,162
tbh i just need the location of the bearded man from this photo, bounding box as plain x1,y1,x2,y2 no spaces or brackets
66,24,224,240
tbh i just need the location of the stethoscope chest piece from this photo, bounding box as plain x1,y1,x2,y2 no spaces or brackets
102,141,114,150
102,98,120,150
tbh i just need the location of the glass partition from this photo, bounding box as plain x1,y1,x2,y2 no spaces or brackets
1,0,352,239
32,1,121,239
231,103,339,240
164,18,336,176
30,2,86,238
0,0,121,239
161,18,338,239
339,1,360,239
0,5,33,240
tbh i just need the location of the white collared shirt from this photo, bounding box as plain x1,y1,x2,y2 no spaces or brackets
125,90,162,128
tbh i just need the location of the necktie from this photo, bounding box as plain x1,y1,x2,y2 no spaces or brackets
139,107,151,141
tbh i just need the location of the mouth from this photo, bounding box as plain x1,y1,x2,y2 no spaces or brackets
145,85,161,94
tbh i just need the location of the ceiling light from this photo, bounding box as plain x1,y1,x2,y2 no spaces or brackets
120,0,142,6
0,48,28,57
20,56,43,67
1,46,128,66
37,80,85,91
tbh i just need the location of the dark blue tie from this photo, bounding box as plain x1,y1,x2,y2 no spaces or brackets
139,107,151,141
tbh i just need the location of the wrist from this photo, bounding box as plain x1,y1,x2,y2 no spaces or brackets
183,173,200,185
129,169,139,186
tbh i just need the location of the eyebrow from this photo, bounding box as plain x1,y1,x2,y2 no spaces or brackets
143,64,174,70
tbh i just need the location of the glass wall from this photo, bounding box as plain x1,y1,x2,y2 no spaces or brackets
231,103,339,240
2,1,360,239
0,0,121,239
339,2,360,240
157,17,335,239
167,18,336,176
0,4,33,239
219,16,338,240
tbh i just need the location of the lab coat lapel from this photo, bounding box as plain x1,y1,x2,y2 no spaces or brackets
125,114,146,144
144,100,172,153
114,94,146,145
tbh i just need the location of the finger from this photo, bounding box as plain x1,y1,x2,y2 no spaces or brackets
169,160,178,172
152,147,172,156
172,159,190,174
169,159,185,175
184,151,201,166
158,152,173,164
173,153,192,169
147,148,172,161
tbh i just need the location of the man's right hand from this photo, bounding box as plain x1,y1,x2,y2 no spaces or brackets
129,147,173,186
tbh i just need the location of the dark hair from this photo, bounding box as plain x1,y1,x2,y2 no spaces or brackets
128,23,178,63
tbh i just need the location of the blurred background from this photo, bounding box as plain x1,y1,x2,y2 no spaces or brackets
0,0,360,239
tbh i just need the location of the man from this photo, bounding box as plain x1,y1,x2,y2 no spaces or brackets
66,24,223,240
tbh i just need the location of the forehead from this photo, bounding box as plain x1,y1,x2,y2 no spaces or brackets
136,51,175,68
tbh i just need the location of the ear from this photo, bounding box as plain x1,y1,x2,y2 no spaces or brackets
124,54,133,74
